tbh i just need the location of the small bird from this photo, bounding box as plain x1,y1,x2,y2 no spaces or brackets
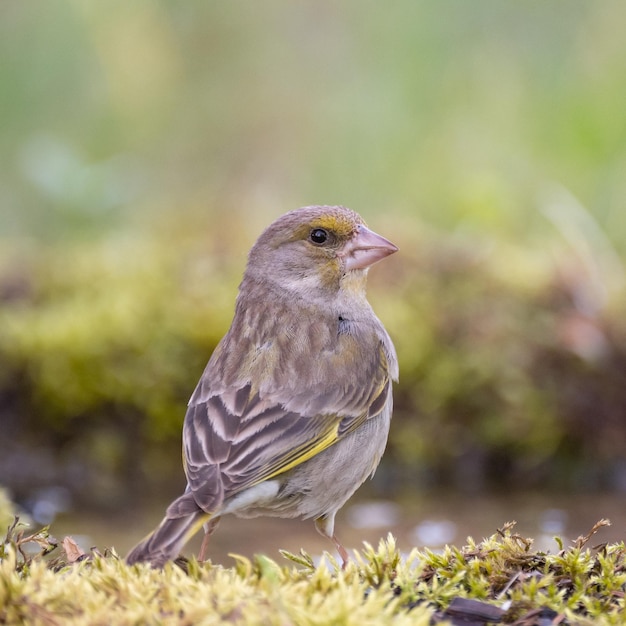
126,205,398,568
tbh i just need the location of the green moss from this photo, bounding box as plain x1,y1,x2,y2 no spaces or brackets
0,490,30,539
2,221,626,503
1,517,624,625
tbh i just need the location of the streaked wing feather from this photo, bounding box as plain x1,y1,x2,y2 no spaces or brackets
183,342,392,514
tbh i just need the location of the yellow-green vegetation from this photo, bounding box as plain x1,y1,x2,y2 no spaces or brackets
0,492,29,535
2,1,626,510
1,515,624,625
3,14,626,615
2,214,626,507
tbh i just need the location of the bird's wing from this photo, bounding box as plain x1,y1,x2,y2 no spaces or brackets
247,376,392,486
182,349,391,514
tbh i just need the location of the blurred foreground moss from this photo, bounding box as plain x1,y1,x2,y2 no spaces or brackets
1,213,626,508
1,516,623,625
0,490,29,535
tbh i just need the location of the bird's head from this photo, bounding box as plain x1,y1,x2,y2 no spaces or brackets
244,205,397,301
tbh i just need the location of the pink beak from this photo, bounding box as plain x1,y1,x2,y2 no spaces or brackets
341,224,398,271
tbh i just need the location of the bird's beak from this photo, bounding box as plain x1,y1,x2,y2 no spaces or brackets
341,224,398,271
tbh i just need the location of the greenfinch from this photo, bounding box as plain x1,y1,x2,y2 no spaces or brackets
126,205,398,568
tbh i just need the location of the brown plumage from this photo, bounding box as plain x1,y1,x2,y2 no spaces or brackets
126,205,398,568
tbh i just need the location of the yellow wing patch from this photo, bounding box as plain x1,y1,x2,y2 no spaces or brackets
261,422,340,483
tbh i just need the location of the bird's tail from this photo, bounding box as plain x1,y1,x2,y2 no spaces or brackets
126,495,210,568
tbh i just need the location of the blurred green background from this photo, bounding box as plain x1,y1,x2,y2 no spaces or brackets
2,1,626,554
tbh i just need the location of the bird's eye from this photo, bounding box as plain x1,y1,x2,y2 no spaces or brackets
309,228,329,245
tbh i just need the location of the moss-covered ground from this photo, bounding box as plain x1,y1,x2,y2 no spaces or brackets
1,515,624,625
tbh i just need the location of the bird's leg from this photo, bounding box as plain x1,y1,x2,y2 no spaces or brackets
331,534,350,569
198,533,210,562
314,514,349,569
198,517,221,562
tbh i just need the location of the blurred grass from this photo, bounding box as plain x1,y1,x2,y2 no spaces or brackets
2,211,626,509
1,1,626,512
1,2,625,243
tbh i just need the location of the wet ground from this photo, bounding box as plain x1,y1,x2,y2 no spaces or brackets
50,491,626,565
